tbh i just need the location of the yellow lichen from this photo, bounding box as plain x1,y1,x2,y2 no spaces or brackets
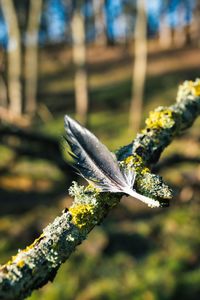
187,80,200,96
124,154,150,175
17,260,25,268
6,255,17,266
24,233,45,253
141,167,150,175
69,204,95,228
2,255,26,269
85,183,101,194
144,109,175,130
0,233,46,269
125,154,143,167
125,156,135,165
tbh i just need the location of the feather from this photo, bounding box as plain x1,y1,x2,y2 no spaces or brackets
64,115,160,208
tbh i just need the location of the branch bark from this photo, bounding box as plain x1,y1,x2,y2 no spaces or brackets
0,80,200,300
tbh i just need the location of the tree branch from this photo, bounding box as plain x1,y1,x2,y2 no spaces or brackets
0,80,200,299
153,154,200,172
0,126,74,175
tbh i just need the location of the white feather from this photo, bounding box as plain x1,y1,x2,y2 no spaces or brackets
64,115,161,208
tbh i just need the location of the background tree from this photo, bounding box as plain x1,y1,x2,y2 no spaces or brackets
1,0,22,116
1,0,42,119
71,1,89,125
0,48,7,108
159,1,173,49
129,0,147,131
93,0,106,45
191,0,200,46
24,0,43,115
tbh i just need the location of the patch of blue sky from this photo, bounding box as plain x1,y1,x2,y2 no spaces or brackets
105,0,123,39
0,0,197,46
167,0,195,27
146,0,162,34
44,0,67,43
113,14,128,39
0,13,7,47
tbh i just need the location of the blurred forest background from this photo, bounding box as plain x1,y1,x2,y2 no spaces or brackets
0,0,200,299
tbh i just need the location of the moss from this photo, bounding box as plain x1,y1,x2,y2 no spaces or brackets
69,204,96,229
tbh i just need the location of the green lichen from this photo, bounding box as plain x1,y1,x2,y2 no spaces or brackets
69,181,100,207
120,154,172,205
136,173,172,200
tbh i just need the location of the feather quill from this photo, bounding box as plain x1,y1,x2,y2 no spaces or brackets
64,115,160,208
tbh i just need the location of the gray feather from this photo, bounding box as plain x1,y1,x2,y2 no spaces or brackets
64,115,161,208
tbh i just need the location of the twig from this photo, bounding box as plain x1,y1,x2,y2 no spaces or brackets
0,126,73,175
0,80,200,299
153,154,200,172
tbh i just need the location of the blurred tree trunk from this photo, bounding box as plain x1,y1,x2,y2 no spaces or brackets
24,0,42,115
93,0,106,46
190,1,200,47
159,14,173,49
173,5,187,47
0,76,7,108
129,0,147,131
1,0,22,116
71,8,88,125
0,50,7,108
104,0,115,46
174,26,186,48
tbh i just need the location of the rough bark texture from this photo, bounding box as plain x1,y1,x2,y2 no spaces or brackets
0,80,200,300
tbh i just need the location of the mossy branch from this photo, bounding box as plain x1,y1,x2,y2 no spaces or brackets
0,80,200,300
